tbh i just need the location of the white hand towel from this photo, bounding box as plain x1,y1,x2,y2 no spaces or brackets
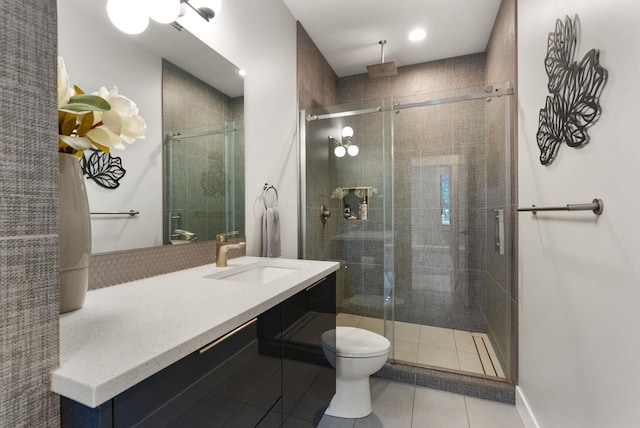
262,207,281,257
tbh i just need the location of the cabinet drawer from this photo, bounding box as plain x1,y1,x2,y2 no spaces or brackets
114,320,273,427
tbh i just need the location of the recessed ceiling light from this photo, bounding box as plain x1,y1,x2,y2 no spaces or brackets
238,69,246,77
408,29,426,42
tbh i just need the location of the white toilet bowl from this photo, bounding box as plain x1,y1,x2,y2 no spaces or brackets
321,326,391,418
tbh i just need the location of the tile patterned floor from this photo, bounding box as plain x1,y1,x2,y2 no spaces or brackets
318,378,525,428
336,314,505,379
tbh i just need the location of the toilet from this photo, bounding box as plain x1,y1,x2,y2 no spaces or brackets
320,326,391,418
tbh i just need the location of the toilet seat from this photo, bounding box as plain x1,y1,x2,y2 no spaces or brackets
321,326,390,358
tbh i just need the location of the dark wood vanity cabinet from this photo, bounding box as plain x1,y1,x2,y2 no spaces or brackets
61,272,336,428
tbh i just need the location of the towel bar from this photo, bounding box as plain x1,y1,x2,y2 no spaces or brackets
90,210,139,217
517,198,603,215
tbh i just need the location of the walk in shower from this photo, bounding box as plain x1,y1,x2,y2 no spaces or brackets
300,84,514,384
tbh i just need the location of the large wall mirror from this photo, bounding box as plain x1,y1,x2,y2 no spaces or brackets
58,0,245,253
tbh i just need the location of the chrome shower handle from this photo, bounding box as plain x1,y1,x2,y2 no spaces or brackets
321,204,331,222
320,204,331,229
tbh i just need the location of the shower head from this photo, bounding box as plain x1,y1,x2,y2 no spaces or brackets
367,40,398,78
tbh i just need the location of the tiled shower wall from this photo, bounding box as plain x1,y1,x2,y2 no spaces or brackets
162,59,245,244
336,54,491,332
0,0,60,425
297,23,339,263
297,23,339,112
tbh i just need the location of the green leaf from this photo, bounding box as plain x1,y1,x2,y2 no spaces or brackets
59,95,111,113
59,111,77,136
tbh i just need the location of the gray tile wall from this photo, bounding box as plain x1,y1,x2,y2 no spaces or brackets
297,23,340,263
162,60,245,244
297,23,339,111
0,0,60,425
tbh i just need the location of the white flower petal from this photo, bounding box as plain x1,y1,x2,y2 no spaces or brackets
109,95,138,116
57,57,74,107
87,126,122,148
59,135,93,151
101,110,123,134
120,114,146,143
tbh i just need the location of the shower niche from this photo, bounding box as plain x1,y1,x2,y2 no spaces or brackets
333,186,372,220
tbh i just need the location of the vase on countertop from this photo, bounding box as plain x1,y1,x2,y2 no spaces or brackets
58,153,91,314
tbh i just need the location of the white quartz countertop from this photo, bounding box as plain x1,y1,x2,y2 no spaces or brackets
51,257,339,408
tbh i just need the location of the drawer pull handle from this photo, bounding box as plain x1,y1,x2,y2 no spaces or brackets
198,318,257,354
305,277,326,292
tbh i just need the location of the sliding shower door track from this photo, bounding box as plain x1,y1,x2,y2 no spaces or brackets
305,86,513,122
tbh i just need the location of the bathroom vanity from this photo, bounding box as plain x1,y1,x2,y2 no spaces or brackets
52,257,338,427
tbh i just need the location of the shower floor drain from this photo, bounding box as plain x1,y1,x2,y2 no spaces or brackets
472,334,500,377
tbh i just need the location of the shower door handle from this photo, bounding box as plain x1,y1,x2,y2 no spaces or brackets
494,209,505,256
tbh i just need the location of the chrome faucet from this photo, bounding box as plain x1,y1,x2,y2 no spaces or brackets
215,231,246,267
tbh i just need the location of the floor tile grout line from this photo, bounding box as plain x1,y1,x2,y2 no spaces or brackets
409,384,417,428
463,395,472,428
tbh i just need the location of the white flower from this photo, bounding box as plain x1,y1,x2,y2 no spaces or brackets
57,58,146,155
91,86,147,149
57,57,75,108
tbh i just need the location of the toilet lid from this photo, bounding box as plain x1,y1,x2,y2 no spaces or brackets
321,326,391,358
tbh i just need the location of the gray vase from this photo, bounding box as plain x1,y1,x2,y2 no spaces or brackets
58,153,91,314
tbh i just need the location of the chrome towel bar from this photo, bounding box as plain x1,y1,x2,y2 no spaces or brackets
518,198,603,215
90,210,140,217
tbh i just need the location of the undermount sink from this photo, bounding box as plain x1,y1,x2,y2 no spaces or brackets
204,260,310,283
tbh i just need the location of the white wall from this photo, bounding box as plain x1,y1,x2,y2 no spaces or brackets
58,0,163,253
178,0,298,258
518,1,640,427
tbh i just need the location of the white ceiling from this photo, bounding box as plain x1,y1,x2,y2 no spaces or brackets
282,0,503,77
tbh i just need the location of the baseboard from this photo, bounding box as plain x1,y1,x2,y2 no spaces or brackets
516,386,541,428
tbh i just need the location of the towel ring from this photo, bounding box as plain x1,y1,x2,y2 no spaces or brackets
263,183,278,209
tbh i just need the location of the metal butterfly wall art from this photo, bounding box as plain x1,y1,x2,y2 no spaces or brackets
536,15,608,165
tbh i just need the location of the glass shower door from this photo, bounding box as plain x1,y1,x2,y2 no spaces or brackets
300,98,396,355
391,87,513,381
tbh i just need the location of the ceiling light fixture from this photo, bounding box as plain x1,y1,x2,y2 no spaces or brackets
106,0,221,35
408,29,426,42
150,0,182,24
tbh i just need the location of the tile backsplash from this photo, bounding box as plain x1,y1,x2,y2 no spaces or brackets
89,240,246,290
